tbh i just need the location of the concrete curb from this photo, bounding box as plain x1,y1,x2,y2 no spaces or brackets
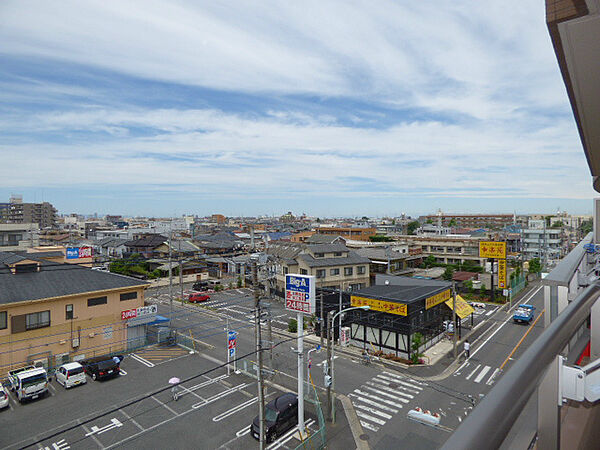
339,393,370,450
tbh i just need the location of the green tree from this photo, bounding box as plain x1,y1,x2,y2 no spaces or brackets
442,266,454,281
411,332,424,364
528,258,542,274
237,276,243,288
464,280,474,294
551,221,564,228
424,255,436,268
580,219,593,235
407,221,420,235
426,219,434,224
288,318,297,333
480,284,487,298
448,219,457,227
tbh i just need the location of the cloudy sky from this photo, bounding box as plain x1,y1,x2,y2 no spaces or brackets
0,1,595,217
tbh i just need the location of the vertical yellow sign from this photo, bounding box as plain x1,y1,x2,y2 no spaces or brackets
498,258,507,289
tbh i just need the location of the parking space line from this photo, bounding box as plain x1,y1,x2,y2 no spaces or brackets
192,383,250,409
151,395,178,416
48,383,57,393
213,397,257,422
80,423,103,448
268,419,316,450
130,353,155,367
120,409,144,431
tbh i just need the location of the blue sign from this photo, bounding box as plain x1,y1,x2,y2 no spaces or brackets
66,247,79,259
285,274,316,314
229,348,235,357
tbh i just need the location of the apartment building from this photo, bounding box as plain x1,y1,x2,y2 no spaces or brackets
1,196,57,229
403,235,486,266
268,241,370,293
0,223,40,251
522,219,564,263
422,213,514,229
0,252,149,374
316,226,376,241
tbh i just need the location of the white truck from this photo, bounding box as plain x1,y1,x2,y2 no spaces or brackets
7,365,49,402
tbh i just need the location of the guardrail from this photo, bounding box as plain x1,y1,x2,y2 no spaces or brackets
442,281,600,450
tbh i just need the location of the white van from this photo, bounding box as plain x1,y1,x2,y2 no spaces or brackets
8,366,48,402
55,362,87,389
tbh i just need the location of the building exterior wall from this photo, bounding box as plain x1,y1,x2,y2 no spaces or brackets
403,235,485,266
0,223,40,251
316,227,376,241
0,286,145,375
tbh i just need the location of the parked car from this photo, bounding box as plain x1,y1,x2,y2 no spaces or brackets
0,385,9,409
80,356,121,381
7,366,49,402
189,293,210,303
251,393,298,442
55,362,87,389
192,281,208,291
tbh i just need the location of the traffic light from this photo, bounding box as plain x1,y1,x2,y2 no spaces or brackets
324,375,332,387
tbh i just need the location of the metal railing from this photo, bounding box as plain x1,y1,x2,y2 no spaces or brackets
442,281,600,450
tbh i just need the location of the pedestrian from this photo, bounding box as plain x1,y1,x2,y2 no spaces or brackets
464,339,471,359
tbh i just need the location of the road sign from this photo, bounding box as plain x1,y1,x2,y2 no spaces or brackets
285,274,316,314
479,241,506,259
227,331,237,373
498,258,507,289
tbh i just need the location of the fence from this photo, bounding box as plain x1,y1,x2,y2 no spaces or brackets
510,274,527,297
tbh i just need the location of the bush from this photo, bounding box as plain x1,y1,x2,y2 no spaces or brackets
288,318,297,333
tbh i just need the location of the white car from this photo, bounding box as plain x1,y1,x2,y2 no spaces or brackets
55,362,87,389
0,385,9,409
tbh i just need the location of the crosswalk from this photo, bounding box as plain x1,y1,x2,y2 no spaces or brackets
350,371,424,433
455,362,501,386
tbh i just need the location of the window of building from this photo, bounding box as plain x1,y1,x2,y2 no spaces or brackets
330,268,340,276
66,304,73,320
26,311,50,330
334,252,342,257
283,267,289,275
316,269,326,278
300,269,308,275
88,296,108,307
0,311,6,330
344,267,353,276
314,253,324,258
120,292,137,301
357,266,366,275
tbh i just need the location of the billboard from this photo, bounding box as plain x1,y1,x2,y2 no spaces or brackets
285,274,316,314
351,295,407,316
66,247,93,259
479,241,506,259
498,258,507,289
425,289,452,310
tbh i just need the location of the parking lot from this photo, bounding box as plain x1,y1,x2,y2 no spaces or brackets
0,345,318,450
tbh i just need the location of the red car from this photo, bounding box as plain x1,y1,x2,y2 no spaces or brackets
189,293,210,303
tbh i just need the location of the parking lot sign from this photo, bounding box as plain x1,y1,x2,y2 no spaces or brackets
285,274,315,314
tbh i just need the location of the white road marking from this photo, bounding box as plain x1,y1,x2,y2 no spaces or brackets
354,390,403,409
48,383,57,393
192,383,249,409
365,382,414,399
349,394,399,413
356,411,386,426
360,421,379,432
375,375,421,393
120,409,144,431
363,386,409,403
486,368,501,385
84,418,122,436
151,395,178,416
354,404,392,419
465,364,481,380
485,309,495,316
119,368,128,375
382,371,426,386
268,419,316,450
236,426,251,437
130,353,155,368
474,366,492,383
213,397,258,422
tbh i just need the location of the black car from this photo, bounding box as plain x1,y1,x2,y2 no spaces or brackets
192,281,208,291
251,393,298,442
79,355,121,381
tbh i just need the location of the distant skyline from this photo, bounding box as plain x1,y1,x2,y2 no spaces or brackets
1,1,596,217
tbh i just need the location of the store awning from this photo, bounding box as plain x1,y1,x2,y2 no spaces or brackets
445,295,475,319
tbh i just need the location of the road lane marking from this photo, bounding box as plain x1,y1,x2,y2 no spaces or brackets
120,409,144,431
268,419,316,450
212,397,258,422
151,395,178,416
349,394,399,413
236,426,251,437
354,404,393,420
486,368,501,385
455,285,543,374
363,386,409,403
466,364,481,380
474,366,491,383
365,382,414,399
356,411,386,426
499,309,546,370
375,375,421,393
381,372,425,388
192,383,249,409
360,421,379,432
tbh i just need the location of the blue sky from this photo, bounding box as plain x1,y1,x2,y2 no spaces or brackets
0,1,596,217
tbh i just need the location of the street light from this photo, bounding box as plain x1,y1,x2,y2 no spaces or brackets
326,305,370,423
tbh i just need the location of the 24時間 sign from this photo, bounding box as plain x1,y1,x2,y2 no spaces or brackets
285,274,315,314
66,247,93,259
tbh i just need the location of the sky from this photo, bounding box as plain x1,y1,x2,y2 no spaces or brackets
0,1,596,218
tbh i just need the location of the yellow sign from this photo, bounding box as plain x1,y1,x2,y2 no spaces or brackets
498,258,507,289
351,295,407,316
445,295,475,319
479,241,506,259
425,289,451,310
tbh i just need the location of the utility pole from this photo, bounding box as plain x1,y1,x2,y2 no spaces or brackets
320,290,324,346
179,238,184,305
266,303,273,372
253,259,266,449
168,222,173,327
326,311,333,421
452,281,457,358
490,258,495,303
